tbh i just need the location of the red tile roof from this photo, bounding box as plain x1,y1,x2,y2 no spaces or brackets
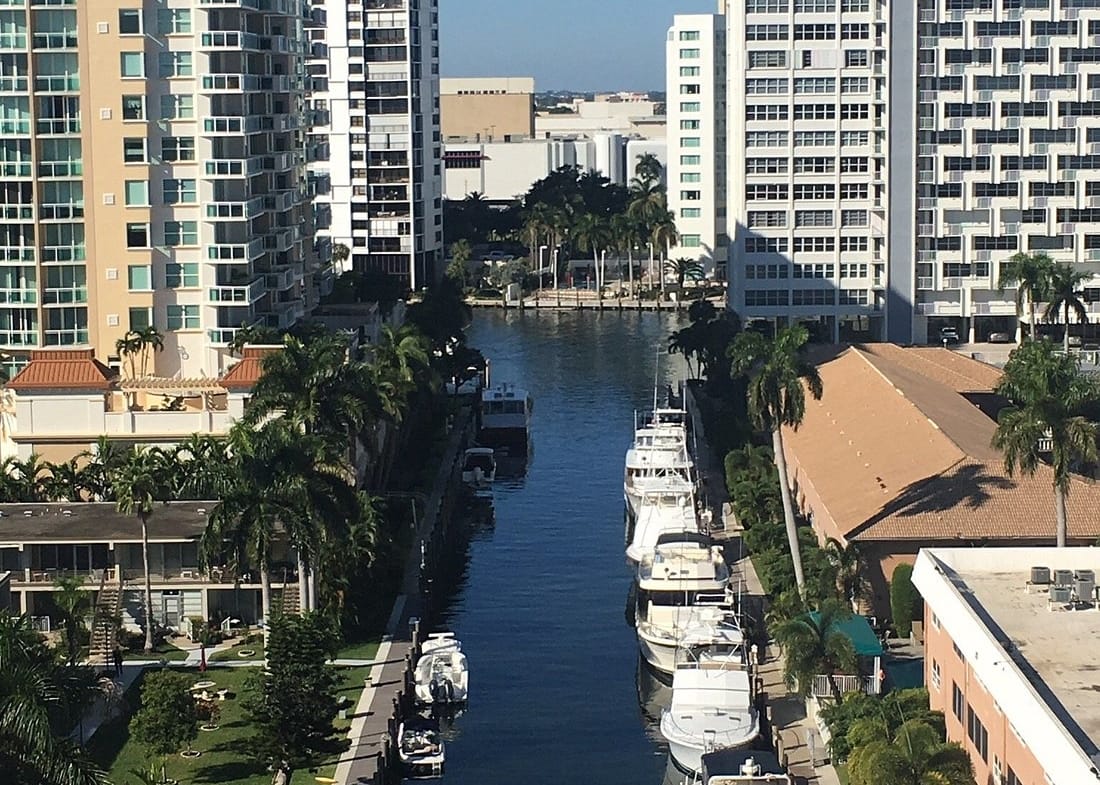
218,346,280,391
7,349,117,391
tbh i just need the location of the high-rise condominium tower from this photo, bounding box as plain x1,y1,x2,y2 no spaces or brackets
309,0,443,288
0,1,318,378
670,0,1100,345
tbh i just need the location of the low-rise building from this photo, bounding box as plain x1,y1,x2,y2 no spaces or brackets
913,547,1100,785
0,502,293,632
781,344,1100,612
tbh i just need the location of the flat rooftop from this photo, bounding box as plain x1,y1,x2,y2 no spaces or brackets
914,548,1100,781
0,502,216,544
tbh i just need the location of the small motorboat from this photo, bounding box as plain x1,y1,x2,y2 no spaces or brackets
398,717,445,779
461,447,497,492
413,632,469,705
480,382,532,450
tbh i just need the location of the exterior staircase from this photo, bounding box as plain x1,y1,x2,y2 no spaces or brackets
89,578,122,667
278,582,301,616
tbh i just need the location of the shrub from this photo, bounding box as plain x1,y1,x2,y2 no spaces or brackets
890,563,922,638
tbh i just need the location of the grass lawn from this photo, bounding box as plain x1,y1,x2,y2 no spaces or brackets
836,762,849,785
122,641,189,661
89,664,373,785
209,641,265,663
335,638,379,662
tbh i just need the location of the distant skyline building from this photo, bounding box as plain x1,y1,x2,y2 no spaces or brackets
309,0,443,289
0,1,318,378
667,0,1100,345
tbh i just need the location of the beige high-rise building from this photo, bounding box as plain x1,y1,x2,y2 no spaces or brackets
0,0,318,379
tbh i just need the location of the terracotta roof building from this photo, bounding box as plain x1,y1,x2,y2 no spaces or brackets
782,345,1100,612
7,349,116,392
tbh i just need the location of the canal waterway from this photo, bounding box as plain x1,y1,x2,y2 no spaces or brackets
429,309,690,785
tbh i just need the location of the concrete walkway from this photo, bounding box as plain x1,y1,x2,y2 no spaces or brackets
74,665,143,745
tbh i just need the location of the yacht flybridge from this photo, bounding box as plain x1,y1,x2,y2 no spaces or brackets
635,532,732,673
626,491,702,564
624,407,696,518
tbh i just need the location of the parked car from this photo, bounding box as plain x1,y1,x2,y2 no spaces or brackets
988,331,1014,344
939,326,960,345
1069,335,1083,347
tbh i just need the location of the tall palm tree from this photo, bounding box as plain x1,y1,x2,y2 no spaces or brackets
0,612,108,785
728,325,823,595
632,151,664,189
993,340,1099,546
824,538,867,609
114,331,143,380
771,599,857,703
136,326,164,377
664,257,705,291
999,251,1053,341
610,213,640,298
1043,263,1091,353
847,718,975,785
171,435,230,500
111,448,166,653
650,209,679,297
546,206,572,304
573,213,612,300
628,180,666,291
53,575,91,666
77,436,125,502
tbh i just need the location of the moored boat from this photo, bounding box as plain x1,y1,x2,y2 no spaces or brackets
398,717,446,778
479,383,532,450
413,632,469,706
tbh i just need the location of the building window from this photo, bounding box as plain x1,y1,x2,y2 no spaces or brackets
157,8,192,35
680,66,700,77
129,307,152,331
681,172,702,183
681,155,701,166
120,52,144,78
681,120,701,130
838,290,868,306
845,50,869,67
681,234,702,247
746,131,789,147
745,290,789,306
123,138,146,163
124,180,148,206
126,223,149,248
747,0,789,10
160,94,194,120
931,659,942,690
679,31,700,41
680,48,701,59
118,9,142,35
746,104,789,121
158,52,193,78
680,102,701,112
681,137,701,148
122,95,144,121
951,682,964,721
967,706,989,762
680,208,702,218
794,131,835,147
748,51,788,69
841,210,869,227
127,265,151,291
163,220,198,247
161,136,195,162
748,210,787,228
166,305,199,330
747,24,789,41
747,157,789,174
165,262,199,288
162,178,196,205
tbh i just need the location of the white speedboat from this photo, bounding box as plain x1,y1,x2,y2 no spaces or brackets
661,665,760,775
398,717,445,778
480,383,532,450
635,533,731,673
461,447,496,492
413,632,469,705
626,490,700,563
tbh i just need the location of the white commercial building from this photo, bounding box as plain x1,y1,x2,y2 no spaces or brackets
669,0,1100,344
309,0,444,288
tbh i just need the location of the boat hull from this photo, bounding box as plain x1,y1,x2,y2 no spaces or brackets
478,426,528,450
660,716,761,775
637,630,678,675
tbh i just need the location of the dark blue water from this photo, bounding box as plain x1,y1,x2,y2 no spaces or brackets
433,310,689,785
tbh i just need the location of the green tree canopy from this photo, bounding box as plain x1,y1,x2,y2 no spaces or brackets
129,670,197,783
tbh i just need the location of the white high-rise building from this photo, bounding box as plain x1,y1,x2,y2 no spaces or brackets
666,13,728,280
670,0,1100,345
309,0,443,288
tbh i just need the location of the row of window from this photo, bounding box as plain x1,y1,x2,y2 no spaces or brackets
745,262,870,279
747,50,871,69
745,0,871,11
121,94,194,122
124,221,198,249
744,289,870,306
746,77,870,95
120,51,192,80
746,183,872,200
116,8,193,36
746,156,871,174
747,130,871,147
745,103,872,121
123,136,194,163
746,23,870,41
126,261,200,291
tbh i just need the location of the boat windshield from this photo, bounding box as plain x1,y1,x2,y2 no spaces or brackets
485,399,526,415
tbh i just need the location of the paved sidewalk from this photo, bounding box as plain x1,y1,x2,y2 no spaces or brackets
74,665,142,745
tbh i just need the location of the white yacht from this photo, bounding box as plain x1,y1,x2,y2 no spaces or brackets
635,533,731,672
624,412,695,518
661,663,760,776
626,490,701,563
398,717,445,778
461,447,496,492
413,632,469,705
700,750,792,785
480,383,532,449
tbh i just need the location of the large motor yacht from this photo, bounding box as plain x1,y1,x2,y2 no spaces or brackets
624,409,695,519
634,533,731,673
479,383,532,450
626,491,702,564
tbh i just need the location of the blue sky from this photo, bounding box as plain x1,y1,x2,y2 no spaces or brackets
440,0,719,92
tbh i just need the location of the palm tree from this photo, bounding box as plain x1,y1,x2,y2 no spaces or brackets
0,612,109,785
111,449,166,653
992,340,1099,546
78,437,125,501
171,435,230,500
1043,263,1091,353
664,257,705,291
42,459,87,503
824,538,866,609
573,213,613,300
53,575,91,666
114,331,143,380
650,209,679,297
331,242,350,268
632,152,664,189
771,599,858,703
2,455,49,502
628,181,666,291
728,325,823,595
136,326,164,377
999,251,1053,341
847,718,975,785
610,213,640,298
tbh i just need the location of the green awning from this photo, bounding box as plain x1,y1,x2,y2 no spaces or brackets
808,612,884,657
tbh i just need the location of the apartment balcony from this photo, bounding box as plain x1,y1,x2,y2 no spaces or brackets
265,267,298,291
204,157,263,178
206,196,265,220
808,674,879,698
199,31,263,52
203,115,265,135
971,302,1018,316
918,301,963,316
207,238,265,263
207,277,265,305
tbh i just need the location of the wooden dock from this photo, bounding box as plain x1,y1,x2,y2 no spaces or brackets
467,293,726,313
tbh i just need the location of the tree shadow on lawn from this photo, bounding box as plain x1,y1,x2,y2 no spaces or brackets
188,759,268,785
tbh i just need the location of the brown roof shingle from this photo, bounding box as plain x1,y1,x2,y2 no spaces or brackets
7,349,117,391
783,345,1100,543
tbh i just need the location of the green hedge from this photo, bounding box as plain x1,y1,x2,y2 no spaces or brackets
890,563,922,637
